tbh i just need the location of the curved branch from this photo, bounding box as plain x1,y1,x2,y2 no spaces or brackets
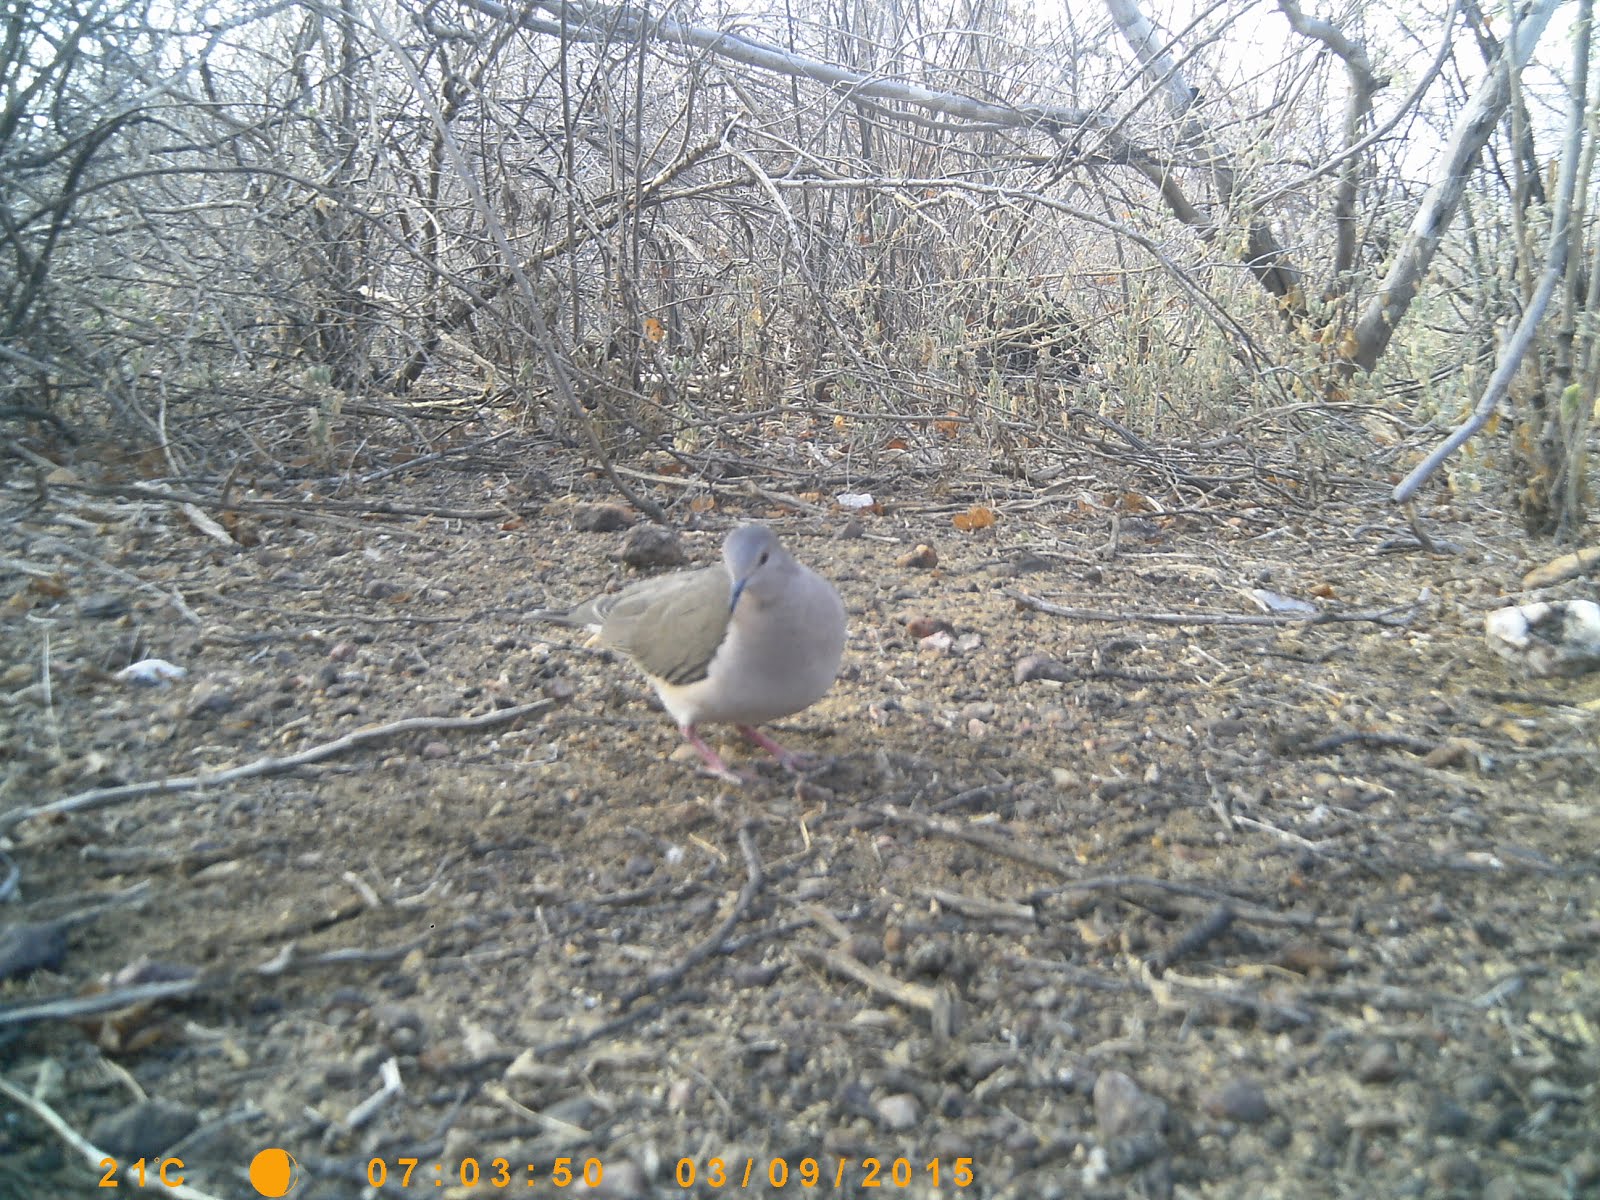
459,0,1144,156
1393,0,1589,502
1350,0,1563,373
1104,0,1305,301
1278,0,1387,282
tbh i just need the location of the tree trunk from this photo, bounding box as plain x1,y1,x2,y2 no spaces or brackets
1347,0,1562,374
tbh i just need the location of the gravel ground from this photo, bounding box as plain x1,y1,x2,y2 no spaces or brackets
2,433,1598,1200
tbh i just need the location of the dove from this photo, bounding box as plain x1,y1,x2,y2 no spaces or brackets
539,524,846,781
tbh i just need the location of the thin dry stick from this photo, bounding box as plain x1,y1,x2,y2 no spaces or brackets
616,823,766,1008
923,887,1038,923
1288,730,1439,756
52,478,514,521
1003,589,1417,627
879,805,1322,929
36,537,202,626
798,946,941,1015
1144,902,1236,973
1138,961,1314,1026
41,629,63,761
3,932,439,1030
0,1075,228,1200
796,946,959,1038
878,803,1086,880
534,990,707,1060
255,936,430,977
345,1057,403,1129
0,978,205,1028
482,1082,591,1145
0,701,555,834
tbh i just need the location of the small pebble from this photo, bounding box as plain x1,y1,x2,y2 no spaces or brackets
620,523,686,568
0,921,69,982
794,877,831,902
903,938,951,978
79,591,130,618
844,933,882,965
572,504,632,532
1428,1153,1481,1192
1528,1077,1580,1104
1565,1148,1600,1189
667,1079,695,1111
185,683,237,718
965,1048,1015,1083
874,1093,919,1131
373,1004,425,1052
90,1100,198,1159
1454,1072,1500,1103
1094,1070,1165,1139
1506,1052,1557,1078
1015,654,1071,684
1427,1100,1473,1137
1479,1103,1525,1143
1006,550,1051,573
905,615,954,639
115,658,185,686
1202,1076,1269,1124
593,1159,648,1199
897,544,937,569
730,962,781,988
1355,1040,1401,1084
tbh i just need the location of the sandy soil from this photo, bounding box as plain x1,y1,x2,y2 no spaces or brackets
2,428,1598,1199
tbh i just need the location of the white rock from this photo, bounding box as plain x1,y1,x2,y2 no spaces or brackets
1485,601,1600,677
115,659,188,686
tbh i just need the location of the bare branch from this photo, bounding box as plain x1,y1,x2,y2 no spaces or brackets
1350,0,1563,372
1393,0,1591,501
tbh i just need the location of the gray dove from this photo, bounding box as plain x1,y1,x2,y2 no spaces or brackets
539,523,846,782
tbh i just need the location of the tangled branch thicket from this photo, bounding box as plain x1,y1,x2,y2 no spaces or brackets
2,0,1594,524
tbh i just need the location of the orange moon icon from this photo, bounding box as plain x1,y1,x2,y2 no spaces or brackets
249,1148,299,1197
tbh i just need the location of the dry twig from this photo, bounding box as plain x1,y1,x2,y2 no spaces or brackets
0,1075,227,1199
1004,588,1417,628
0,978,205,1029
1144,902,1237,972
796,945,959,1039
616,823,766,1008
879,806,1324,930
0,700,555,834
346,1057,404,1129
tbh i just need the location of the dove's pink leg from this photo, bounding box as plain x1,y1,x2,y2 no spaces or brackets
681,725,746,784
736,724,815,771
